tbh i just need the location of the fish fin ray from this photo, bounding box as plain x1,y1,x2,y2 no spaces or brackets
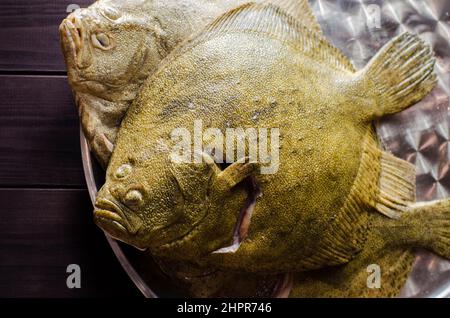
299,127,416,267
263,0,323,34
349,129,416,220
187,3,355,72
375,151,416,219
359,32,437,118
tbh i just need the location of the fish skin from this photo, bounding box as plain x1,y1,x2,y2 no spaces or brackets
97,3,367,259
59,0,312,168
94,3,450,297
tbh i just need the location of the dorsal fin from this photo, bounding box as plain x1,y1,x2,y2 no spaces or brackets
264,0,323,35
189,3,355,73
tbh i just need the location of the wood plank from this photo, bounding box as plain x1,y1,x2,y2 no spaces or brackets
0,0,93,71
0,75,85,187
0,188,141,297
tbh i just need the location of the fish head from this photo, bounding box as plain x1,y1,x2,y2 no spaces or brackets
94,148,215,251
59,0,170,167
59,0,163,101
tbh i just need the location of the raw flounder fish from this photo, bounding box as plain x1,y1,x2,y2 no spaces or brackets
59,0,311,168
93,3,450,297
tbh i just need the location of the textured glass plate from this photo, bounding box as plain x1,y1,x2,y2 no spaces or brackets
80,0,450,297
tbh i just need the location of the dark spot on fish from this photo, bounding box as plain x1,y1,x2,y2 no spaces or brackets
269,98,278,107
127,156,137,165
250,111,261,121
159,99,184,119
249,97,279,122
253,96,262,103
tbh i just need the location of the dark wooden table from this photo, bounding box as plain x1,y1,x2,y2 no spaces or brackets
0,0,141,297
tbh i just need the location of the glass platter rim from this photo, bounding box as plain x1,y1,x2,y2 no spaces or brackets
80,128,450,298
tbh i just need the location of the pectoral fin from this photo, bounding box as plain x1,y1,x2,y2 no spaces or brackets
214,159,260,193
170,151,259,200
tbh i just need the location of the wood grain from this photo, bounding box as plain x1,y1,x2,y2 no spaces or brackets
0,75,85,187
0,0,143,297
0,188,141,297
0,0,93,71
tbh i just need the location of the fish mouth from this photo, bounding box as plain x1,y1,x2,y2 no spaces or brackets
59,18,129,95
59,14,92,69
59,18,80,56
94,197,144,246
94,198,128,231
95,196,195,251
94,209,127,232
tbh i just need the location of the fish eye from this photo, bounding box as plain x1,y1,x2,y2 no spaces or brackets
101,7,121,21
124,190,143,207
91,33,113,50
115,164,132,179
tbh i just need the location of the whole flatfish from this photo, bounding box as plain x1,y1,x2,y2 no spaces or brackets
93,3,450,297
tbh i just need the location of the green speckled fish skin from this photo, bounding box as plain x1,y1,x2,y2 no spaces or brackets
59,0,310,168
94,3,450,297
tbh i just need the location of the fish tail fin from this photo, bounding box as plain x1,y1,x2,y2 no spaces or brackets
402,200,450,260
359,32,437,118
